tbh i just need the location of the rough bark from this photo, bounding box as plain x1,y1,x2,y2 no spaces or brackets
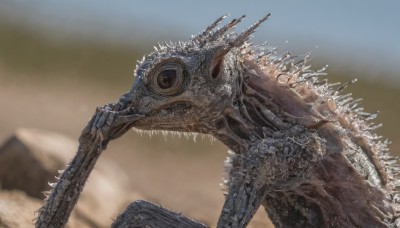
35,122,105,227
35,104,143,227
112,200,207,228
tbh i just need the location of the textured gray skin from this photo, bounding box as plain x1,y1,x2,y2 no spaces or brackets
121,14,399,227
36,14,400,227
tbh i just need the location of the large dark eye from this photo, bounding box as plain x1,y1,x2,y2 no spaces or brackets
149,60,189,96
157,69,177,89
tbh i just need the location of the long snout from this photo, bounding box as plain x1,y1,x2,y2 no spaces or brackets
99,90,144,140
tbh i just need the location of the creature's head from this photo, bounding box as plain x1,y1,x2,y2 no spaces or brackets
116,14,329,152
119,15,271,142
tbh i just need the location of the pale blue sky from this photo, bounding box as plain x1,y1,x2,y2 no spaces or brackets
1,0,399,80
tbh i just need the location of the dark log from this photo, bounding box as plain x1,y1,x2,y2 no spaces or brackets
112,200,208,228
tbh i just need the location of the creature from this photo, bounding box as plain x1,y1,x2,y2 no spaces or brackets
37,14,400,227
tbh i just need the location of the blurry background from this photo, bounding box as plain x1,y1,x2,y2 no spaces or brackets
0,1,399,227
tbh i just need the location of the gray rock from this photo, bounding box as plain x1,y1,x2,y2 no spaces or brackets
0,128,75,199
0,190,90,228
0,128,142,227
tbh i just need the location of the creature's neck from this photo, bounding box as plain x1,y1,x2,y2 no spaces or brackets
208,57,307,153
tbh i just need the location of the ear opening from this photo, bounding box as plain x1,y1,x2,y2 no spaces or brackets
212,58,223,79
210,52,227,80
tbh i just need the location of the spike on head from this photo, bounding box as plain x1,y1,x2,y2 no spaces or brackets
204,15,246,45
230,13,271,48
192,14,228,42
192,14,271,51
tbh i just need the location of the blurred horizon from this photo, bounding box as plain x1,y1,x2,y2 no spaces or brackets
1,0,399,84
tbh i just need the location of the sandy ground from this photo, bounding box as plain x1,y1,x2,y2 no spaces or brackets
0,70,273,227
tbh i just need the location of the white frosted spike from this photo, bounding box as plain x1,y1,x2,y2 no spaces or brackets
184,132,189,140
192,132,198,143
48,182,57,188
366,112,379,121
43,191,51,197
57,169,64,174
153,46,158,51
162,130,168,141
157,42,164,50
132,127,147,137
208,135,215,144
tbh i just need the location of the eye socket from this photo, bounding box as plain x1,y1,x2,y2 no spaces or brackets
157,69,177,89
149,60,189,97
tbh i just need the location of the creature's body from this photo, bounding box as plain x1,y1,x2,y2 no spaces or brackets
36,14,400,228
116,14,399,227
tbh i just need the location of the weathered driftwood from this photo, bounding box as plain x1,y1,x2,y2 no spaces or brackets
111,200,207,228
35,103,144,227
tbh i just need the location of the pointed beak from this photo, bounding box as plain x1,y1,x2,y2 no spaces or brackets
102,89,144,140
